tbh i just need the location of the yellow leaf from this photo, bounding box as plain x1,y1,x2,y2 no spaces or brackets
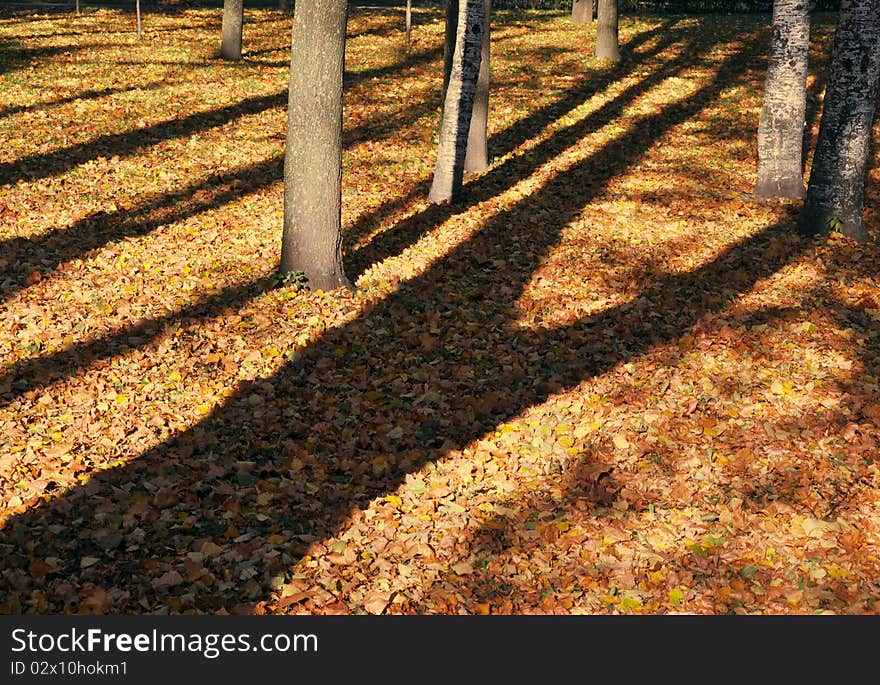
613,435,629,450
826,564,849,580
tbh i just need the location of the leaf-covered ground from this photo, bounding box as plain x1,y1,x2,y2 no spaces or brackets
1,6,879,615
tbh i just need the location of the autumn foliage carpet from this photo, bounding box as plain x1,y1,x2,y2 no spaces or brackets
1,6,879,615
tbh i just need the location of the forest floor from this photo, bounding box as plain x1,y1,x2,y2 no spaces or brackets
1,7,878,615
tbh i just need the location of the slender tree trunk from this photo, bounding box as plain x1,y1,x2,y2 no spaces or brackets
755,0,810,199
440,0,490,177
406,0,412,43
279,0,351,290
796,0,880,241
76,0,80,14
595,0,620,62
442,0,457,103
464,0,490,174
428,0,486,204
136,0,142,40
220,0,244,61
571,0,592,23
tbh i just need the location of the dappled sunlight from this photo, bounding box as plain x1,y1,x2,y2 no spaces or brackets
1,7,879,616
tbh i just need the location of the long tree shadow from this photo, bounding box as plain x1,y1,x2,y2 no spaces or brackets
0,17,711,310
465,260,880,614
0,274,279,401
0,29,813,613
0,38,117,74
340,17,687,251
1,19,737,400
346,20,750,279
0,91,286,187
0,155,284,305
0,79,181,119
0,31,448,189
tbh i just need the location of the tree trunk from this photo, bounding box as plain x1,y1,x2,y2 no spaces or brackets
464,0,490,174
429,0,486,204
595,0,620,62
406,0,412,43
279,0,351,291
571,0,592,23
135,0,142,39
796,0,880,241
442,0,457,103
220,0,244,61
755,0,810,199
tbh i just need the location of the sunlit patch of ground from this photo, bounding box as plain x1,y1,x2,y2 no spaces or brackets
0,8,878,615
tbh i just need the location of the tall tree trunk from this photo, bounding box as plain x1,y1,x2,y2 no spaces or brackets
135,0,142,39
464,0,490,174
595,0,620,62
755,0,810,199
406,0,412,43
796,0,880,241
220,0,244,61
571,0,593,23
429,0,486,204
279,0,351,291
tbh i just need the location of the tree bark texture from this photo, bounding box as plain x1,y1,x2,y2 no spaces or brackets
464,0,490,174
429,0,486,204
571,0,594,23
442,0,457,103
220,0,244,61
280,0,351,290
796,0,880,241
755,0,810,199
595,0,620,62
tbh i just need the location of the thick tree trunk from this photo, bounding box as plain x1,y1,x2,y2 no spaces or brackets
279,0,351,291
571,0,592,23
796,0,880,241
464,0,490,174
428,0,485,204
595,0,620,62
220,0,244,61
755,0,810,199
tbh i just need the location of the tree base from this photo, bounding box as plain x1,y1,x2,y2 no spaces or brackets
595,48,621,62
796,204,870,242
754,176,805,200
